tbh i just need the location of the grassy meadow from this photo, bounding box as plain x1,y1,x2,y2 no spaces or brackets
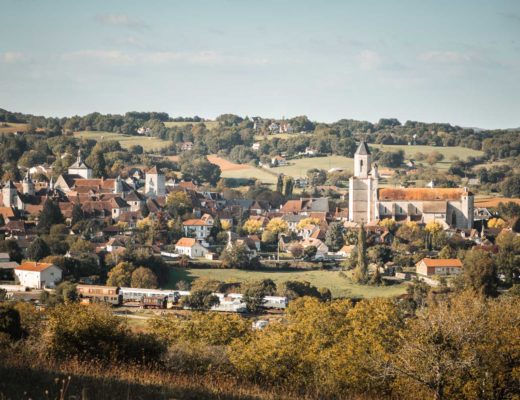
166,267,408,299
74,131,171,151
0,122,31,133
164,120,219,130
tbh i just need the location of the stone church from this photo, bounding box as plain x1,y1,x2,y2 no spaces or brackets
348,141,474,229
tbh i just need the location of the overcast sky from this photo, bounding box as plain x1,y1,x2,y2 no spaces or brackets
1,0,519,128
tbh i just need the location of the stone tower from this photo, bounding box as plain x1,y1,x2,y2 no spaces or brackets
22,171,35,196
348,141,378,224
2,180,18,208
114,175,123,194
145,166,165,198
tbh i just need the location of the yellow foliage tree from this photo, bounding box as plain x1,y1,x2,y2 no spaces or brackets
425,220,443,234
242,219,263,235
296,217,321,230
266,218,289,235
221,220,232,231
488,217,506,229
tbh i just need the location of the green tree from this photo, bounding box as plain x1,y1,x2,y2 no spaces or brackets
353,225,368,284
71,203,84,226
27,237,51,261
37,199,64,233
276,174,283,193
220,243,252,269
325,222,345,252
463,249,498,297
89,149,107,178
180,289,220,311
282,175,294,197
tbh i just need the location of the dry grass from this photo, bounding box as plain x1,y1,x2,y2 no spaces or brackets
474,197,520,208
0,122,30,133
207,155,251,171
0,350,298,400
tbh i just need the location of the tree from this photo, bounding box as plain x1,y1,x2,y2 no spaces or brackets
242,283,267,313
261,229,276,244
71,203,84,226
89,149,107,178
220,243,252,269
0,306,23,340
131,267,158,288
289,243,304,259
353,225,368,284
276,174,283,193
303,245,317,260
367,245,392,265
266,218,288,235
180,290,220,311
106,262,135,287
487,217,506,229
463,249,498,297
426,150,444,166
37,199,64,233
0,239,23,263
501,175,520,198
296,217,320,231
325,222,345,252
495,231,520,285
55,281,78,303
165,191,192,217
242,219,262,235
282,175,294,197
27,237,51,261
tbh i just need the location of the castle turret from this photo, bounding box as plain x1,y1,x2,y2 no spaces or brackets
22,171,35,196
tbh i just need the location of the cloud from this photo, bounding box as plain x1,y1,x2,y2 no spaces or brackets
418,51,472,63
62,50,134,64
356,50,381,70
0,52,28,64
62,49,269,66
95,14,147,30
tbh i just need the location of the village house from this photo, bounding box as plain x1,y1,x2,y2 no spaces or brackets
415,258,463,277
14,261,62,289
270,155,288,167
182,216,213,240
180,141,194,151
175,237,208,258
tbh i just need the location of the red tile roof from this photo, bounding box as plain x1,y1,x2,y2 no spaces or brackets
16,262,56,272
378,188,469,201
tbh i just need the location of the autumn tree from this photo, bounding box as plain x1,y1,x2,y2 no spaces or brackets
266,218,289,235
242,219,262,235
106,261,135,287
131,267,158,288
463,248,498,297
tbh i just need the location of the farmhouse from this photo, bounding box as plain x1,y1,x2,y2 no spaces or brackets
175,237,208,258
416,258,463,277
348,141,474,229
182,217,213,240
14,261,62,289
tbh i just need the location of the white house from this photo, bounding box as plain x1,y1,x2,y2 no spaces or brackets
68,150,93,179
182,218,213,240
175,237,208,258
14,262,62,289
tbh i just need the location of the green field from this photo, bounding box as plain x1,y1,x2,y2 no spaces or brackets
273,155,354,177
74,131,171,151
0,122,31,133
166,267,407,299
164,120,219,130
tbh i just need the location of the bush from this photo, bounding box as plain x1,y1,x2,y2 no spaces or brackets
43,303,165,362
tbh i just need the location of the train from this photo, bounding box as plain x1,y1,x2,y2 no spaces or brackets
75,284,288,311
76,284,122,306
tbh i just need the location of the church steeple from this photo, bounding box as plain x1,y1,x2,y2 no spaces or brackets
354,141,371,178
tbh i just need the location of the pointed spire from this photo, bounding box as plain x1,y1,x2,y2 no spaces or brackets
355,141,371,155
77,149,82,164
